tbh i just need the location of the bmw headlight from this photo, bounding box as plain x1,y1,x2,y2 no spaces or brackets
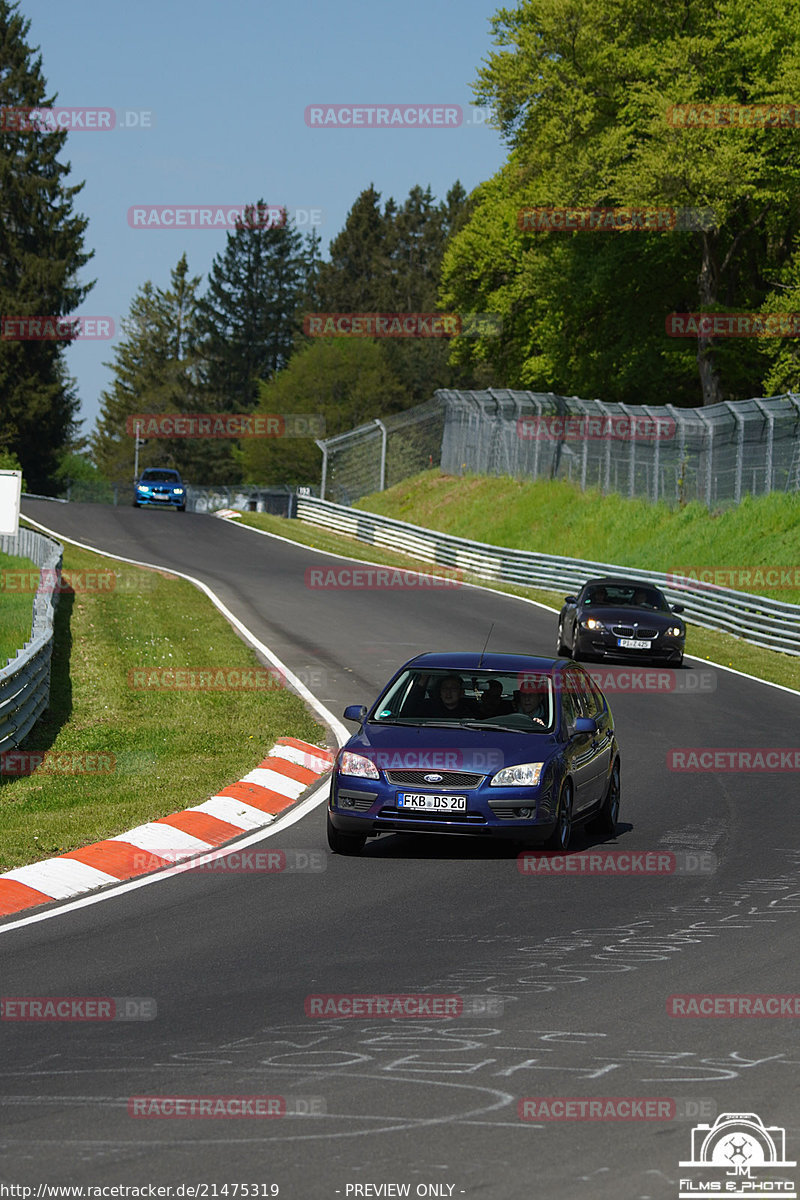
339,751,379,780
666,626,683,637
174,488,184,494
136,484,149,492
490,762,544,787
581,617,606,631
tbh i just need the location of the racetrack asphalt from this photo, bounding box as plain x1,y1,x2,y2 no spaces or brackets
1,499,798,1199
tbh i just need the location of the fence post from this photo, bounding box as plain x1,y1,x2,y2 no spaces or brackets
315,439,328,501
373,418,387,491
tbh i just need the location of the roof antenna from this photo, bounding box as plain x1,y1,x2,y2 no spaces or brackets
478,623,494,667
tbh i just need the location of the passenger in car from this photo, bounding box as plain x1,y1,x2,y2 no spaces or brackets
428,675,481,718
478,679,513,718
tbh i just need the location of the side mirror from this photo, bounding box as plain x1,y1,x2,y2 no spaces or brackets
564,595,578,605
573,716,598,736
671,604,684,614
343,704,367,722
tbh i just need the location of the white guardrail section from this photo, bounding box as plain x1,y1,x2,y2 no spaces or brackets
0,527,63,756
296,496,800,658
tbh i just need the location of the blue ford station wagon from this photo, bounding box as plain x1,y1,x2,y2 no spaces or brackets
327,652,620,856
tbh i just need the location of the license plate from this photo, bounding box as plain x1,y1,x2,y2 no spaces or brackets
618,638,651,649
398,793,467,811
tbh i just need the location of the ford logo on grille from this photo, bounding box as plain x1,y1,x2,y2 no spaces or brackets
424,773,443,782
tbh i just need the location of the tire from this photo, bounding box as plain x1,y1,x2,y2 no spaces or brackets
132,500,140,508
589,761,620,838
543,781,573,852
326,812,366,856
556,620,569,656
177,505,186,512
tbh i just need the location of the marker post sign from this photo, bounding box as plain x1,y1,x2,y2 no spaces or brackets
0,470,22,537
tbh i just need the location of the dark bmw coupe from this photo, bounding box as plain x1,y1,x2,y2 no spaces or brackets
327,651,620,856
557,576,685,665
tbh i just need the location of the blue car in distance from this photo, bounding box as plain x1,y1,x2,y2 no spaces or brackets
133,468,186,511
327,651,620,856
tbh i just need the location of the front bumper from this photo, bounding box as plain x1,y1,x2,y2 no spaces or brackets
329,778,558,841
136,491,184,507
575,632,684,662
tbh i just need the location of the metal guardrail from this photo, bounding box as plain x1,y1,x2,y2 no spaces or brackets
296,496,800,658
0,527,63,756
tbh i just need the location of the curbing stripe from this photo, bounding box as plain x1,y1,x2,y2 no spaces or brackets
0,878,60,917
0,859,119,900
194,797,279,829
240,767,308,797
0,738,332,918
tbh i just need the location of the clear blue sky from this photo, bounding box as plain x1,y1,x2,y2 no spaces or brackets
21,0,507,440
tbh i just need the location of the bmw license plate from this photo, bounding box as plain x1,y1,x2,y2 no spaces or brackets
618,637,651,649
398,793,467,811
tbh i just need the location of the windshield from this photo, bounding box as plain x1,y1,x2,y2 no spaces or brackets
372,668,555,732
140,470,181,483
583,584,669,611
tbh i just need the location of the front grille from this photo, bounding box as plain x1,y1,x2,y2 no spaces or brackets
385,769,484,788
379,807,486,823
611,625,659,639
491,807,522,820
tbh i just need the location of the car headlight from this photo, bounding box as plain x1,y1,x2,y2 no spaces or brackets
136,485,149,492
581,617,606,631
339,751,379,780
174,488,184,494
490,762,544,787
666,626,683,637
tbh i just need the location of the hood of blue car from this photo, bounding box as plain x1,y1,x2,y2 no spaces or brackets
344,720,557,775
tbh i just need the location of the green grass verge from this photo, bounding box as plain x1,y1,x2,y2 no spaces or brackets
0,549,37,665
236,493,800,694
0,539,327,872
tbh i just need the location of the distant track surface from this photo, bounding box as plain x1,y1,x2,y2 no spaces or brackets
1,500,798,1199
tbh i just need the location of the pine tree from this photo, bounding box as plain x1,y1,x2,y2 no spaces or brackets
0,0,93,491
196,203,306,411
92,255,237,483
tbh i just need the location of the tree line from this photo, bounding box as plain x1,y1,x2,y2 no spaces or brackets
3,0,800,493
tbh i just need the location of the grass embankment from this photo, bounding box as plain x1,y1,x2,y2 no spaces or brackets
236,475,800,693
0,540,326,871
0,549,38,665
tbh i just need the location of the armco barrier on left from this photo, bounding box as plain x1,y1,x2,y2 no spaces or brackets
0,526,63,760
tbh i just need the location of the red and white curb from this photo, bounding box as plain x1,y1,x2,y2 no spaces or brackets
0,737,333,918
